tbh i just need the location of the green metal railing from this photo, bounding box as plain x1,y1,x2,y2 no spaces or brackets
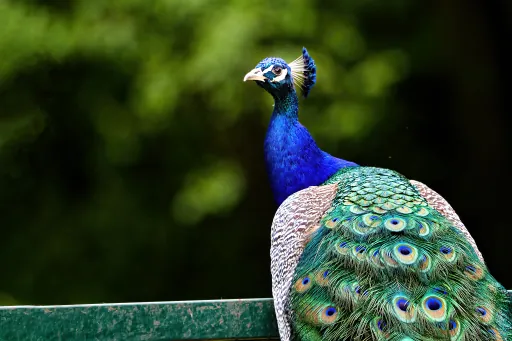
0,298,278,340
0,292,510,340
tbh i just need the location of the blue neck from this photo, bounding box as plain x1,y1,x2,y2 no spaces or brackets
264,90,358,205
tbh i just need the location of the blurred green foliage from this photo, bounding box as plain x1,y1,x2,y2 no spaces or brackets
0,0,509,305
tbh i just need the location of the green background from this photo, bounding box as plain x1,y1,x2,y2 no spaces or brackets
1,0,510,305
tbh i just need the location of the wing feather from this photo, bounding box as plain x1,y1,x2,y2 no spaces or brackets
270,183,338,341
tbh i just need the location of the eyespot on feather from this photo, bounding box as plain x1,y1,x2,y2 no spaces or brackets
421,295,447,322
295,275,313,293
384,217,407,232
488,328,503,341
438,319,460,339
319,306,338,324
315,269,329,286
325,216,341,229
475,305,494,323
376,318,385,331
335,241,350,256
464,264,484,280
393,243,419,265
372,317,390,338
351,283,365,300
449,319,461,339
440,246,456,262
370,249,385,268
352,245,367,261
362,213,382,228
417,221,430,236
392,295,416,322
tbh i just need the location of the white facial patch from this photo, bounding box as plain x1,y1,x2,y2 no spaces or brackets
263,65,289,83
272,68,288,83
262,65,274,74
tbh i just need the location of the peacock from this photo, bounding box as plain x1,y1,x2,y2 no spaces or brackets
243,48,511,340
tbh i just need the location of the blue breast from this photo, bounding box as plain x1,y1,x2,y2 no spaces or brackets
264,113,357,205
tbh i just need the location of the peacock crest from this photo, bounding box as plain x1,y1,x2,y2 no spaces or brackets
288,47,317,98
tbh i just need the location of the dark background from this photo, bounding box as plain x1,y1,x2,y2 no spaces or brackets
0,0,510,305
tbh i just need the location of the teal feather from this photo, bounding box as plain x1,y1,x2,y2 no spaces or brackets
290,167,511,340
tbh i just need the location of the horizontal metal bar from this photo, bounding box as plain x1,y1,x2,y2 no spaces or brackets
0,292,510,340
0,298,279,340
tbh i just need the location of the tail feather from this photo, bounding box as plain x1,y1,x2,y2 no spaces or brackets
290,167,511,340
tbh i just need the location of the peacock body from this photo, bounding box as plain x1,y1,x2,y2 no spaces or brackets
244,48,510,340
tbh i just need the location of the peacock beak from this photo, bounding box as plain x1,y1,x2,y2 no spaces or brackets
243,68,267,82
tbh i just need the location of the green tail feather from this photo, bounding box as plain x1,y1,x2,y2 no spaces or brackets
290,167,511,340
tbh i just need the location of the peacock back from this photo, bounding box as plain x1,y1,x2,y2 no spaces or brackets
285,166,510,340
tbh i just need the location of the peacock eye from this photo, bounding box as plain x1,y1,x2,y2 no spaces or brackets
272,66,282,75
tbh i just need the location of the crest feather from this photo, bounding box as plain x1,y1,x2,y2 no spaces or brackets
289,47,317,98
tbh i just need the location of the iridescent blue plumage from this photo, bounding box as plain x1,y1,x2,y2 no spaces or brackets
244,48,357,205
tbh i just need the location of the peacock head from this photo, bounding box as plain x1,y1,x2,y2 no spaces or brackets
243,47,317,98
